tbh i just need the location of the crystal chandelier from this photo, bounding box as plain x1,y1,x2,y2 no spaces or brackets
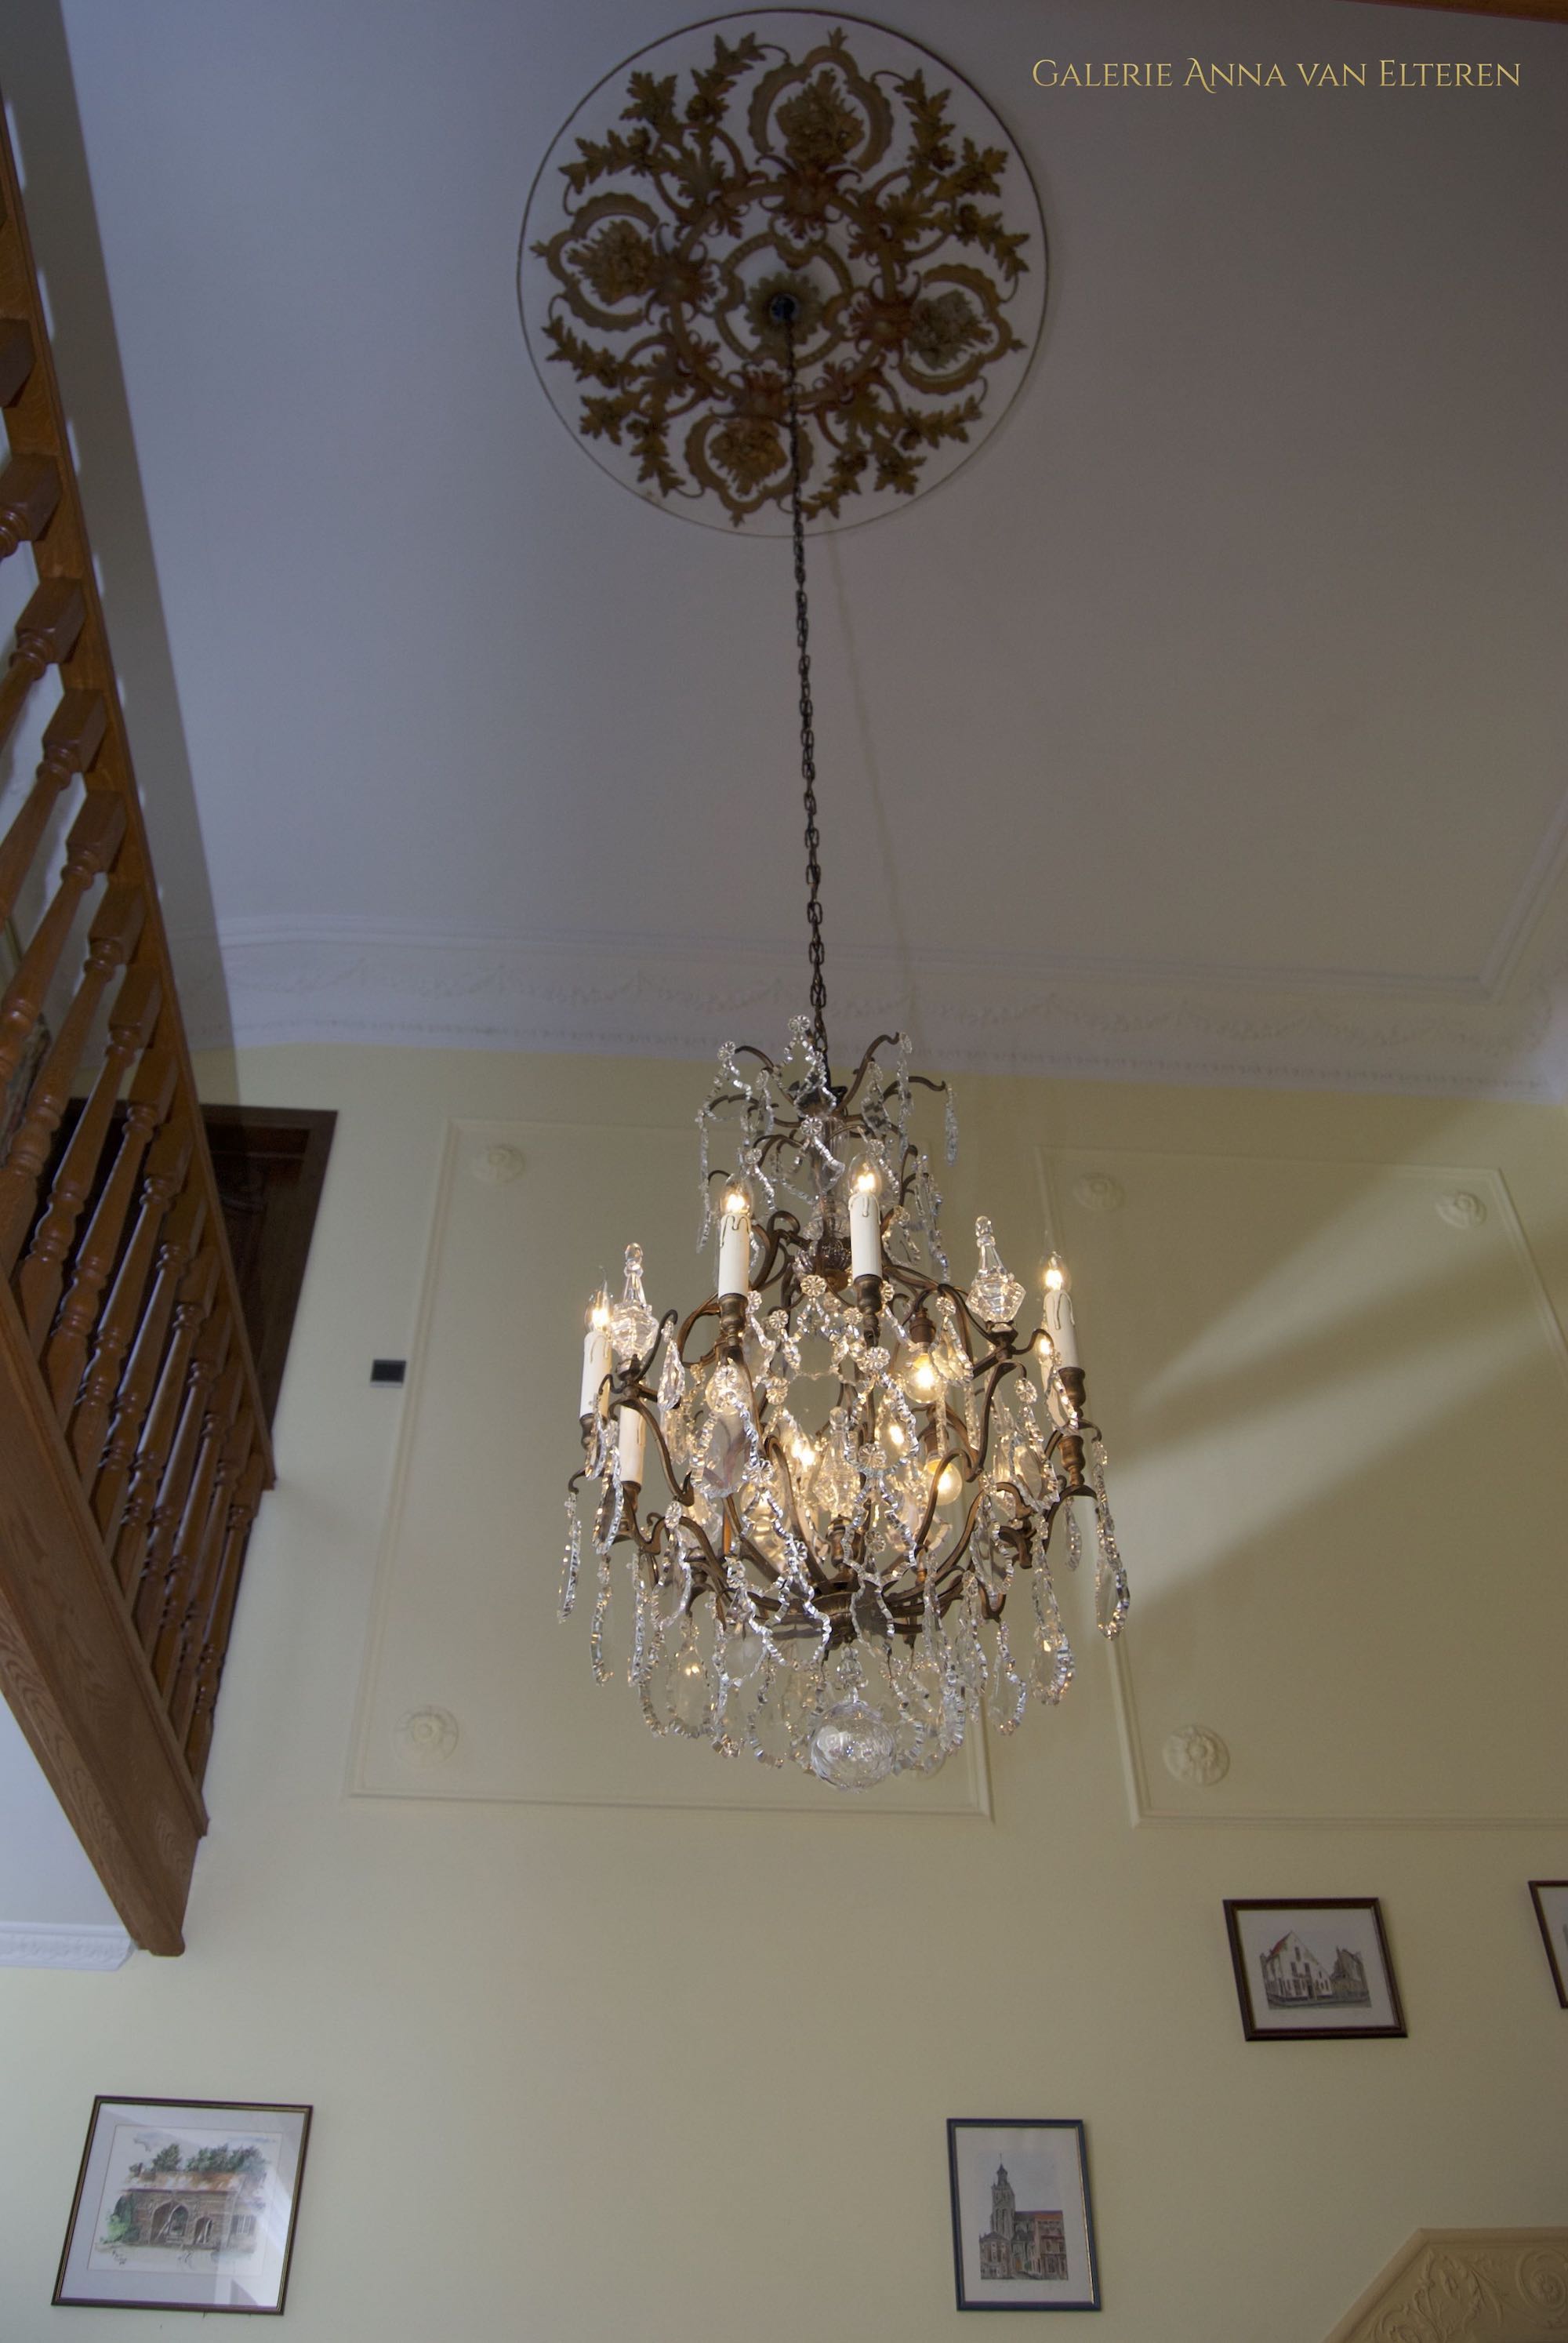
561,299,1128,1790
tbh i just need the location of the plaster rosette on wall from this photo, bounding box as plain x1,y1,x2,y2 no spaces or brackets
518,10,1046,532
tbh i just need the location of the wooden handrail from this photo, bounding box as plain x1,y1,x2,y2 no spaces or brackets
0,100,275,1952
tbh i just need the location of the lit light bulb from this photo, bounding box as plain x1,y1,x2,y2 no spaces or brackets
935,1458,963,1506
588,1290,612,1331
887,1419,906,1449
852,1161,879,1193
902,1348,939,1402
1044,1255,1069,1292
722,1183,750,1215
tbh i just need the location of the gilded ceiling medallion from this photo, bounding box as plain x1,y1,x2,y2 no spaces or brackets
517,12,1047,532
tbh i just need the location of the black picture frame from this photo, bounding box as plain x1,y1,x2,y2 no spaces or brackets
1224,1899,1406,2041
1528,1881,1568,2008
53,2097,311,2313
946,2118,1101,2312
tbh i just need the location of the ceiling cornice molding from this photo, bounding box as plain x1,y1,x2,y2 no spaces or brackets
0,1921,133,1971
172,921,1568,1101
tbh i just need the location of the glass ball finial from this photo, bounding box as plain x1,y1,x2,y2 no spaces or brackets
808,1692,898,1790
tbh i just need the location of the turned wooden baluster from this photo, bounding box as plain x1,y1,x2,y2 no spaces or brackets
13,962,161,1344
169,1417,257,1747
0,450,60,559
93,1182,207,1553
0,316,33,406
67,1117,192,1476
0,688,108,931
133,1304,231,1653
43,1046,177,1411
0,576,85,758
0,881,144,1277
183,1451,267,1785
0,786,125,1096
158,1375,249,1711
115,1243,218,1601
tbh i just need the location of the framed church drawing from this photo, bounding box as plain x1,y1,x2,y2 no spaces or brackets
946,2120,1101,2312
1223,1899,1406,2041
53,2098,311,2313
1528,1881,1568,2007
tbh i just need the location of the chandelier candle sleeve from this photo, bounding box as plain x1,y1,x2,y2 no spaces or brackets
579,1292,611,1418
617,1402,645,1485
717,1188,752,1298
1044,1255,1080,1368
848,1162,882,1279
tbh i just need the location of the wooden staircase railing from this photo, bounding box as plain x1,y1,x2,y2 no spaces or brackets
0,104,274,1953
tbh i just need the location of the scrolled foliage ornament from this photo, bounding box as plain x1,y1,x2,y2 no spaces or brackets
519,13,1047,532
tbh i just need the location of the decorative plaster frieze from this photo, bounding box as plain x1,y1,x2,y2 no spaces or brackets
171,920,1568,1102
1323,2229,1568,2343
0,1921,133,1971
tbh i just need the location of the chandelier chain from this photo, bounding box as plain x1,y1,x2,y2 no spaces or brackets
779,308,829,1071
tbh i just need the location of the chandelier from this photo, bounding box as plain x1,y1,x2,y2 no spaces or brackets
560,300,1128,1791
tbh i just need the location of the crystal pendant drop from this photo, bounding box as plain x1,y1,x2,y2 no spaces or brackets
967,1215,1025,1327
610,1242,659,1366
808,1691,897,1789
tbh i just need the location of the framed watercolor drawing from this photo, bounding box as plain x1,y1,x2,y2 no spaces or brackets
946,2119,1101,2312
53,2098,311,2313
1224,1899,1406,2041
1529,1881,1568,2007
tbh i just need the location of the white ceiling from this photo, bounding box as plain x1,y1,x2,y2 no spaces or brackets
10,0,1568,1094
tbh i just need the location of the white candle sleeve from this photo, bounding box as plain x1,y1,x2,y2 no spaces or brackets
579,1328,611,1417
717,1205,751,1297
1044,1285,1080,1368
848,1186,882,1278
618,1404,647,1483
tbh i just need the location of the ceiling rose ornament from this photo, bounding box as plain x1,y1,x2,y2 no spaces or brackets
396,1706,459,1766
471,1144,525,1185
559,293,1126,1791
1163,1724,1230,1788
518,11,1046,532
1435,1190,1486,1230
1073,1173,1125,1215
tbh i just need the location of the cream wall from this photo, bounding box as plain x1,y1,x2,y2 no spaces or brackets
1,1042,1565,2342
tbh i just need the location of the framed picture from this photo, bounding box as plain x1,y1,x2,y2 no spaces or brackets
1224,1899,1406,2041
946,2119,1101,2312
1529,1881,1568,2008
53,2098,311,2314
